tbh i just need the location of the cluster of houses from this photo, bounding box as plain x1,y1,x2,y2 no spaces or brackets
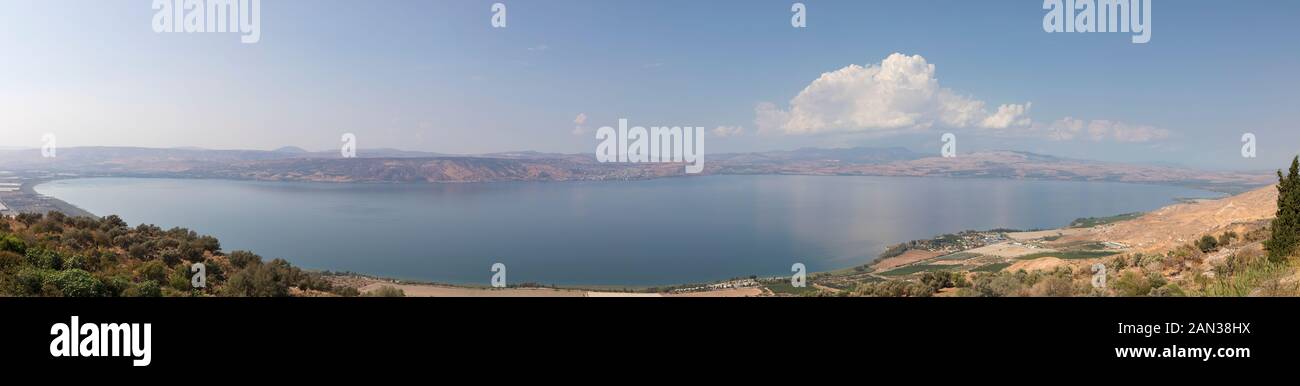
670,278,758,294
925,231,1009,254
0,174,18,216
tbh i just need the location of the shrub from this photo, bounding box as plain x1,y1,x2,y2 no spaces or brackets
50,269,102,297
98,275,132,297
1112,270,1153,297
1197,235,1219,253
0,250,23,272
363,285,406,297
222,263,289,297
1218,232,1238,247
125,280,162,297
228,250,262,269
10,267,52,296
0,234,27,255
168,267,192,291
25,248,63,270
333,286,361,297
1030,276,1075,297
972,272,1026,297
137,260,168,283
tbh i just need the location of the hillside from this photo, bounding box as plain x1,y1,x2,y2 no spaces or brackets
1061,185,1279,253
0,212,354,297
808,181,1296,297
0,146,1273,191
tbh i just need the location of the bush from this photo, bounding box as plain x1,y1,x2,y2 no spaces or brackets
125,280,162,297
363,285,406,297
50,269,102,297
0,234,27,255
137,260,168,283
168,267,192,292
1029,276,1076,297
1218,232,1238,247
1112,270,1153,297
9,267,52,296
222,263,289,297
25,248,63,270
0,250,23,272
228,250,262,269
1197,235,1219,253
98,275,132,297
972,272,1027,297
333,286,361,297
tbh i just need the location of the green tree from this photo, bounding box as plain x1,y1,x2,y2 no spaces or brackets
1266,156,1300,263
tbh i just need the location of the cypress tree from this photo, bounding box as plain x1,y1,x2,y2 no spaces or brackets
1266,156,1300,263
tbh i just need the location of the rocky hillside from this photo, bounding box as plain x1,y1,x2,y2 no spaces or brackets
1063,185,1279,253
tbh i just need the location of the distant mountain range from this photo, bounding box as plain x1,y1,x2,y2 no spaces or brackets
0,146,1274,193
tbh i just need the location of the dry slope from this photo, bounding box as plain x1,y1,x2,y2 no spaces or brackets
1061,185,1278,253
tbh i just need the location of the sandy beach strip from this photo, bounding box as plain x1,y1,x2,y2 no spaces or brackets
358,282,764,298
359,283,589,297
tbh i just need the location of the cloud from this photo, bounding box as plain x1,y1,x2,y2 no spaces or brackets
754,53,1170,144
711,126,745,138
571,113,589,135
1038,117,1171,143
755,53,1031,135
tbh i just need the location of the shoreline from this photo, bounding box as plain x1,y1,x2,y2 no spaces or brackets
17,174,1248,296
24,179,96,218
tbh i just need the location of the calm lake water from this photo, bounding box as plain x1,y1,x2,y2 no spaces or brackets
37,176,1215,286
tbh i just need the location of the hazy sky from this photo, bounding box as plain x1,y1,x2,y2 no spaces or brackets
1,0,1297,170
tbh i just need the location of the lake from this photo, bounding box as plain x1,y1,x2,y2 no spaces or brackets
36,176,1216,286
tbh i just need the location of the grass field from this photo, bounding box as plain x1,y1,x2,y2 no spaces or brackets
971,262,1013,272
1016,250,1118,260
879,264,965,276
936,252,981,260
1069,212,1143,228
764,281,826,296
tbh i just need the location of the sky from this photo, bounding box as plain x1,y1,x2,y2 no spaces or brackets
1,0,1297,170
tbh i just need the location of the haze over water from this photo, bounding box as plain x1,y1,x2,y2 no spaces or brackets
37,176,1216,286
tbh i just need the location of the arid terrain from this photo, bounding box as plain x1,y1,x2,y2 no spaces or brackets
816,183,1296,297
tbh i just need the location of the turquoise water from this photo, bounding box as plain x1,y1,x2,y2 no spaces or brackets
36,176,1215,286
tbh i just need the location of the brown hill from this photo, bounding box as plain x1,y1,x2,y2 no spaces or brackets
1061,184,1278,253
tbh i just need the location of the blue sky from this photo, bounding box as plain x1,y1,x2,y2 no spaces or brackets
1,0,1297,170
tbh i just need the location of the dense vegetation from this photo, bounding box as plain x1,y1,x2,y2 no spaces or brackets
875,229,1021,263
0,212,356,297
1069,212,1143,228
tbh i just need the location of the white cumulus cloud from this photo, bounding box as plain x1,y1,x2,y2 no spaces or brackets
711,126,745,137
1039,117,1171,143
755,53,1032,135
